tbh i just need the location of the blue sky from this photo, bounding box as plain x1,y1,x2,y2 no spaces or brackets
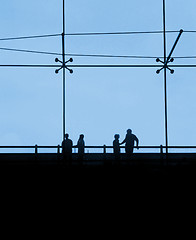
0,0,196,152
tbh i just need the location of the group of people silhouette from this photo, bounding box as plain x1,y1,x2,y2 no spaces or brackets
62,133,85,162
113,129,139,155
61,129,139,161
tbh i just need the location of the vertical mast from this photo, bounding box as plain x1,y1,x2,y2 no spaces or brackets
62,0,66,139
163,0,168,154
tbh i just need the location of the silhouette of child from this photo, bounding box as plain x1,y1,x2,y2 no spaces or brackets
113,134,120,154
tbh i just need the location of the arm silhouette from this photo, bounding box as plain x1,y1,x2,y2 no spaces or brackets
134,136,139,149
120,138,126,145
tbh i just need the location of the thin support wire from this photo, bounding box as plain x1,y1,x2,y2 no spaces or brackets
0,33,61,41
2,47,196,59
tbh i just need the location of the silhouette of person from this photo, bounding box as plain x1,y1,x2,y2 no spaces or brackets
120,129,139,154
62,133,73,164
113,134,120,154
113,134,121,160
77,134,85,162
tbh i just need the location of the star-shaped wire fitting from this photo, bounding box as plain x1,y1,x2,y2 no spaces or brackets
55,57,73,74
156,29,183,75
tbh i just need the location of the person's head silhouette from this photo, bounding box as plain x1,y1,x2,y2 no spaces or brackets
114,134,120,140
79,134,84,140
65,133,69,139
127,129,132,134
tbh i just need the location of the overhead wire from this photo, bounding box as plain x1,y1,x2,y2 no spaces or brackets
0,33,61,41
0,30,196,42
0,30,190,42
0,47,158,58
0,30,196,62
183,30,196,33
64,30,179,36
0,47,61,56
1,47,196,59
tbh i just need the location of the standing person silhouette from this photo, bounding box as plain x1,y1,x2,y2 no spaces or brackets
62,133,73,164
113,134,120,154
113,134,121,160
120,129,139,154
77,134,85,162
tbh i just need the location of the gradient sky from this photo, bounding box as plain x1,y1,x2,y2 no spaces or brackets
0,0,196,152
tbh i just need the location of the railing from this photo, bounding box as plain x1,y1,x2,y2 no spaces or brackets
0,145,196,154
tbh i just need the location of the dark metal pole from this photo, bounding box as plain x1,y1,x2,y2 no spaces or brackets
166,29,183,64
163,0,168,154
62,0,66,139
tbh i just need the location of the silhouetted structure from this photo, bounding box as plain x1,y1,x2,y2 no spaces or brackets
120,129,139,154
62,133,73,164
77,134,85,162
113,134,120,159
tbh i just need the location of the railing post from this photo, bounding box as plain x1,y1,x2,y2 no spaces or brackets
103,145,106,154
57,145,60,161
160,144,164,166
35,144,38,160
160,145,163,154
57,145,60,154
103,144,108,164
35,144,38,154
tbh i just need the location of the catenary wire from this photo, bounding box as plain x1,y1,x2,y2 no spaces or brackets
0,30,187,42
64,30,179,36
0,47,158,58
1,47,196,59
0,47,61,56
0,33,61,41
1,30,196,42
183,31,196,33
